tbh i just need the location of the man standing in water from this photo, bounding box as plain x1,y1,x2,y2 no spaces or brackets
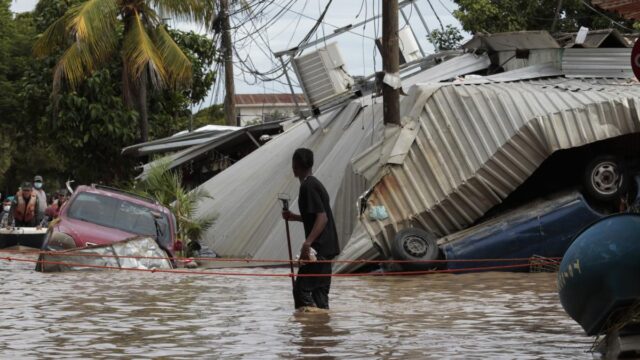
282,148,340,310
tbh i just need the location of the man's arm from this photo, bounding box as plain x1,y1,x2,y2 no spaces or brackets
282,210,302,222
300,212,328,260
7,201,16,227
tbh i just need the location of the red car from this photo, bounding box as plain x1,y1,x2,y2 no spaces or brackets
41,185,177,256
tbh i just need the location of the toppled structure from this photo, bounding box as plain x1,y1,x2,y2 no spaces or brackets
143,29,640,272
344,77,640,272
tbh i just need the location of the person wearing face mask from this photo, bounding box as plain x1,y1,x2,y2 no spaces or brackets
9,183,43,227
0,198,12,228
33,175,47,217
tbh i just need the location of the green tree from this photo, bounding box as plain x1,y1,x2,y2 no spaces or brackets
453,0,634,34
0,2,67,193
136,160,216,256
0,0,217,193
33,0,214,142
429,24,464,51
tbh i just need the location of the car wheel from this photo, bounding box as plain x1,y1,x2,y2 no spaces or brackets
391,228,439,271
583,155,626,203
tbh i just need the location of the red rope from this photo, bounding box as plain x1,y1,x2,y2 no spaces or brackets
0,255,559,277
0,248,561,264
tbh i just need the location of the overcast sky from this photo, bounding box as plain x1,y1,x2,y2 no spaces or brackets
10,0,464,108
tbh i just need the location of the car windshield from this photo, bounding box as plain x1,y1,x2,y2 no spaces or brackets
67,192,172,245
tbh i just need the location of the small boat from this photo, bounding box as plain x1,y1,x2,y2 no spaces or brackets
35,236,174,273
0,227,48,249
558,213,640,358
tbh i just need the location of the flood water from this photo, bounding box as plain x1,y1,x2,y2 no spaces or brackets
1,255,596,359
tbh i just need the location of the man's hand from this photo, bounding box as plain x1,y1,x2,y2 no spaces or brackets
282,210,301,222
299,242,311,263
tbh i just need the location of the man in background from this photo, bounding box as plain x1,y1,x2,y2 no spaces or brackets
33,175,47,217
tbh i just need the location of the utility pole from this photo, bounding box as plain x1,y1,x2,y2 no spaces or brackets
220,0,237,126
382,0,400,125
551,0,563,33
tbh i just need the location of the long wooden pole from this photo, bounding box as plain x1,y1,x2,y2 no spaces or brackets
382,0,400,125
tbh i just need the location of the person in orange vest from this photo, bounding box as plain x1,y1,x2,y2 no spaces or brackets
9,182,43,227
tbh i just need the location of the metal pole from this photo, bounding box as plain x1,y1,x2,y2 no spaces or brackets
278,56,302,116
220,0,237,126
382,0,401,125
412,1,438,52
284,219,295,289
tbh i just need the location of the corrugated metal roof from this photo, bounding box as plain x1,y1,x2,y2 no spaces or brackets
355,77,640,258
235,93,306,106
484,62,563,81
463,31,560,51
135,121,284,179
562,48,633,78
563,29,630,48
122,128,235,157
193,99,384,260
404,53,491,85
592,0,640,20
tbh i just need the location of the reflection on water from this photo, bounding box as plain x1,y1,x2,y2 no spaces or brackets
0,256,595,359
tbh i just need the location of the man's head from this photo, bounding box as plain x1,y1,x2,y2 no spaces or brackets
292,148,314,179
33,175,43,190
21,182,33,199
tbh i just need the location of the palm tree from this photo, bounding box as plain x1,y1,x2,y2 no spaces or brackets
33,0,215,142
136,159,217,257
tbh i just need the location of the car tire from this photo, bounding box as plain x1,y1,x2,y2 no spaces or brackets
391,228,439,271
583,155,626,204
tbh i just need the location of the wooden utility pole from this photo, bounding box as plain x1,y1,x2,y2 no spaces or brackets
382,0,400,125
220,0,237,126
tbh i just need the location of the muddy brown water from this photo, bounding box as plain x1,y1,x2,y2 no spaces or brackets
1,255,596,359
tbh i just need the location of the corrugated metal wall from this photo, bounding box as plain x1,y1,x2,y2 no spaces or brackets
562,48,633,78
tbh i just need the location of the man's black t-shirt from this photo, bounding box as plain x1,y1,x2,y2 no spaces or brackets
298,176,340,259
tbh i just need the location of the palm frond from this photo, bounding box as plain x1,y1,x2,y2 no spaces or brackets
52,42,91,93
151,0,218,24
66,0,119,64
33,15,68,57
123,10,167,89
154,25,193,88
35,0,119,92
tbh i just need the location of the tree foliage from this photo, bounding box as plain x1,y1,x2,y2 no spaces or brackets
429,24,464,51
33,0,215,142
453,0,635,34
0,0,217,197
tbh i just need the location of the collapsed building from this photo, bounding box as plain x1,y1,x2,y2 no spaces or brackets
123,28,640,272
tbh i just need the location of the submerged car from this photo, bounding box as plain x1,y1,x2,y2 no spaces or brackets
40,185,177,258
387,175,640,272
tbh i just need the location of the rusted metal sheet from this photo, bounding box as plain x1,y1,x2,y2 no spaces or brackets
356,78,640,258
592,0,640,20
